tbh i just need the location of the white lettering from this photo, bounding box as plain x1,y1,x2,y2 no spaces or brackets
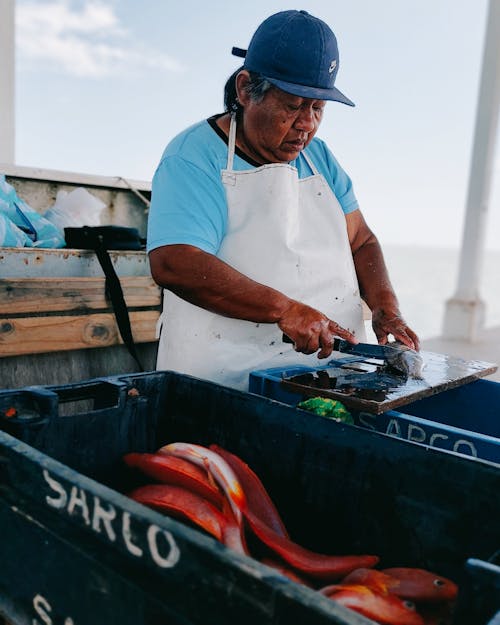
67,486,90,525
453,439,478,457
122,511,143,557
358,412,376,430
429,433,449,447
92,496,117,541
43,470,67,510
33,594,52,625
407,424,426,443
147,525,181,569
40,469,181,571
386,419,402,437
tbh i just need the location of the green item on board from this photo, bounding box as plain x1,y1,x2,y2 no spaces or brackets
297,397,353,424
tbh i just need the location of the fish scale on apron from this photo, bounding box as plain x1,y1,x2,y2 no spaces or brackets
157,115,365,390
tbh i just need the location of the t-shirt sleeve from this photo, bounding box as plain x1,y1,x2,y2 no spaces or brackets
333,163,359,215
311,140,359,215
146,155,226,254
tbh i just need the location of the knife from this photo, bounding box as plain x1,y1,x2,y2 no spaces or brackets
331,338,405,360
282,333,396,360
282,334,424,377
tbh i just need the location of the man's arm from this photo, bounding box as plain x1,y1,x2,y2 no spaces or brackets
346,209,420,350
149,244,357,358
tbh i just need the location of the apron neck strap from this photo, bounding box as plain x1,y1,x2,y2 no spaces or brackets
227,113,237,170
227,113,319,175
300,149,319,175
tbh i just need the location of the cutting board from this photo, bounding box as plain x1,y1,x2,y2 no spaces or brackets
281,350,498,414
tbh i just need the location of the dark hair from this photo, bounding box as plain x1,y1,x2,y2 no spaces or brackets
224,67,272,117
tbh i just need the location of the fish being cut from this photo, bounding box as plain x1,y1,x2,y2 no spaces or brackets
332,338,425,379
385,343,425,379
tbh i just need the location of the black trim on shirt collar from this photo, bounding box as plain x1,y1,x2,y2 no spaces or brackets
207,114,265,168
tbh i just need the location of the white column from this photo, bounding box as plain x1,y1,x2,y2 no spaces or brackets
443,0,500,341
0,0,15,164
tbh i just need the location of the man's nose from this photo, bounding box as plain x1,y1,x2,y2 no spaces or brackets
294,107,316,132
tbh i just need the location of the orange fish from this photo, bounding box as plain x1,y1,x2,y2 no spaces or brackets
320,583,424,625
123,452,223,508
381,567,458,603
128,483,247,555
342,567,397,594
210,444,290,538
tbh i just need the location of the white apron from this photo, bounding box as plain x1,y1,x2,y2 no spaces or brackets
157,115,365,390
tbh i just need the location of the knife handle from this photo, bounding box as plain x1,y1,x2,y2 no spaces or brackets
282,334,343,350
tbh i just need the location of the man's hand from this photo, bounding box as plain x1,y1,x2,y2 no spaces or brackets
278,301,358,359
371,306,420,351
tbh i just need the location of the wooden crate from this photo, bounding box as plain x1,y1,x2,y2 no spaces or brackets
0,275,160,357
0,248,161,387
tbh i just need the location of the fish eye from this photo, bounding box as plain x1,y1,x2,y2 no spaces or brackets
433,578,445,586
404,600,416,610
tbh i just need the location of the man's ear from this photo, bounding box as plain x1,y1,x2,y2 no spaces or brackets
235,70,251,106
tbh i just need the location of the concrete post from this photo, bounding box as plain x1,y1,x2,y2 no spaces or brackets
443,0,500,341
0,0,15,164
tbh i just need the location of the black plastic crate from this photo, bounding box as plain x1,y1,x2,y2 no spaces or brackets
0,371,499,625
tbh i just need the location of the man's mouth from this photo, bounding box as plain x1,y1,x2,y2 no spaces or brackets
286,140,306,151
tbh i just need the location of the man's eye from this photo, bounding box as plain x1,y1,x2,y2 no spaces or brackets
288,105,300,112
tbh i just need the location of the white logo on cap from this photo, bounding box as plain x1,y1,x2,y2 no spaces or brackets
329,60,337,74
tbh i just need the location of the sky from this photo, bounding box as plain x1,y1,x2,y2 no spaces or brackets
10,0,500,250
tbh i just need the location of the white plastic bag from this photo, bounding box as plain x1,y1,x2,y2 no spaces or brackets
44,187,105,231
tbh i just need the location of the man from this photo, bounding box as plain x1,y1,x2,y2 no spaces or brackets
147,10,419,390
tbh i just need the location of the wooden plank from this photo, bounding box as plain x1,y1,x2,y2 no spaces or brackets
0,311,159,356
0,276,161,314
0,248,152,278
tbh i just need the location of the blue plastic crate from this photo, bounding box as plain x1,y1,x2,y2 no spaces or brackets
249,363,500,463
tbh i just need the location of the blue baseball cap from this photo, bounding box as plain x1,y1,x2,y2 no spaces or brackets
232,10,354,106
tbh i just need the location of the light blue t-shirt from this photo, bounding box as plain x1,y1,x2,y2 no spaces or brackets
147,115,359,254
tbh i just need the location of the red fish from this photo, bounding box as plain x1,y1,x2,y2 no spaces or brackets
210,444,289,538
244,511,379,581
158,443,245,525
381,568,458,603
320,584,425,625
128,483,247,555
342,567,397,594
123,452,223,508
161,443,379,581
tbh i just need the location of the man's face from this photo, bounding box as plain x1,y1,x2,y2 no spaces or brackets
237,77,326,164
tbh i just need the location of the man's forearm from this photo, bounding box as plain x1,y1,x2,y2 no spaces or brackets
352,237,419,348
149,244,292,323
352,238,400,313
149,244,359,354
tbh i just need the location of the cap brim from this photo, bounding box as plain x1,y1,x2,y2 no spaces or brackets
265,76,355,106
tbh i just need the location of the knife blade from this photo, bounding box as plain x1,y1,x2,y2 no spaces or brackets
282,334,399,360
332,338,403,360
